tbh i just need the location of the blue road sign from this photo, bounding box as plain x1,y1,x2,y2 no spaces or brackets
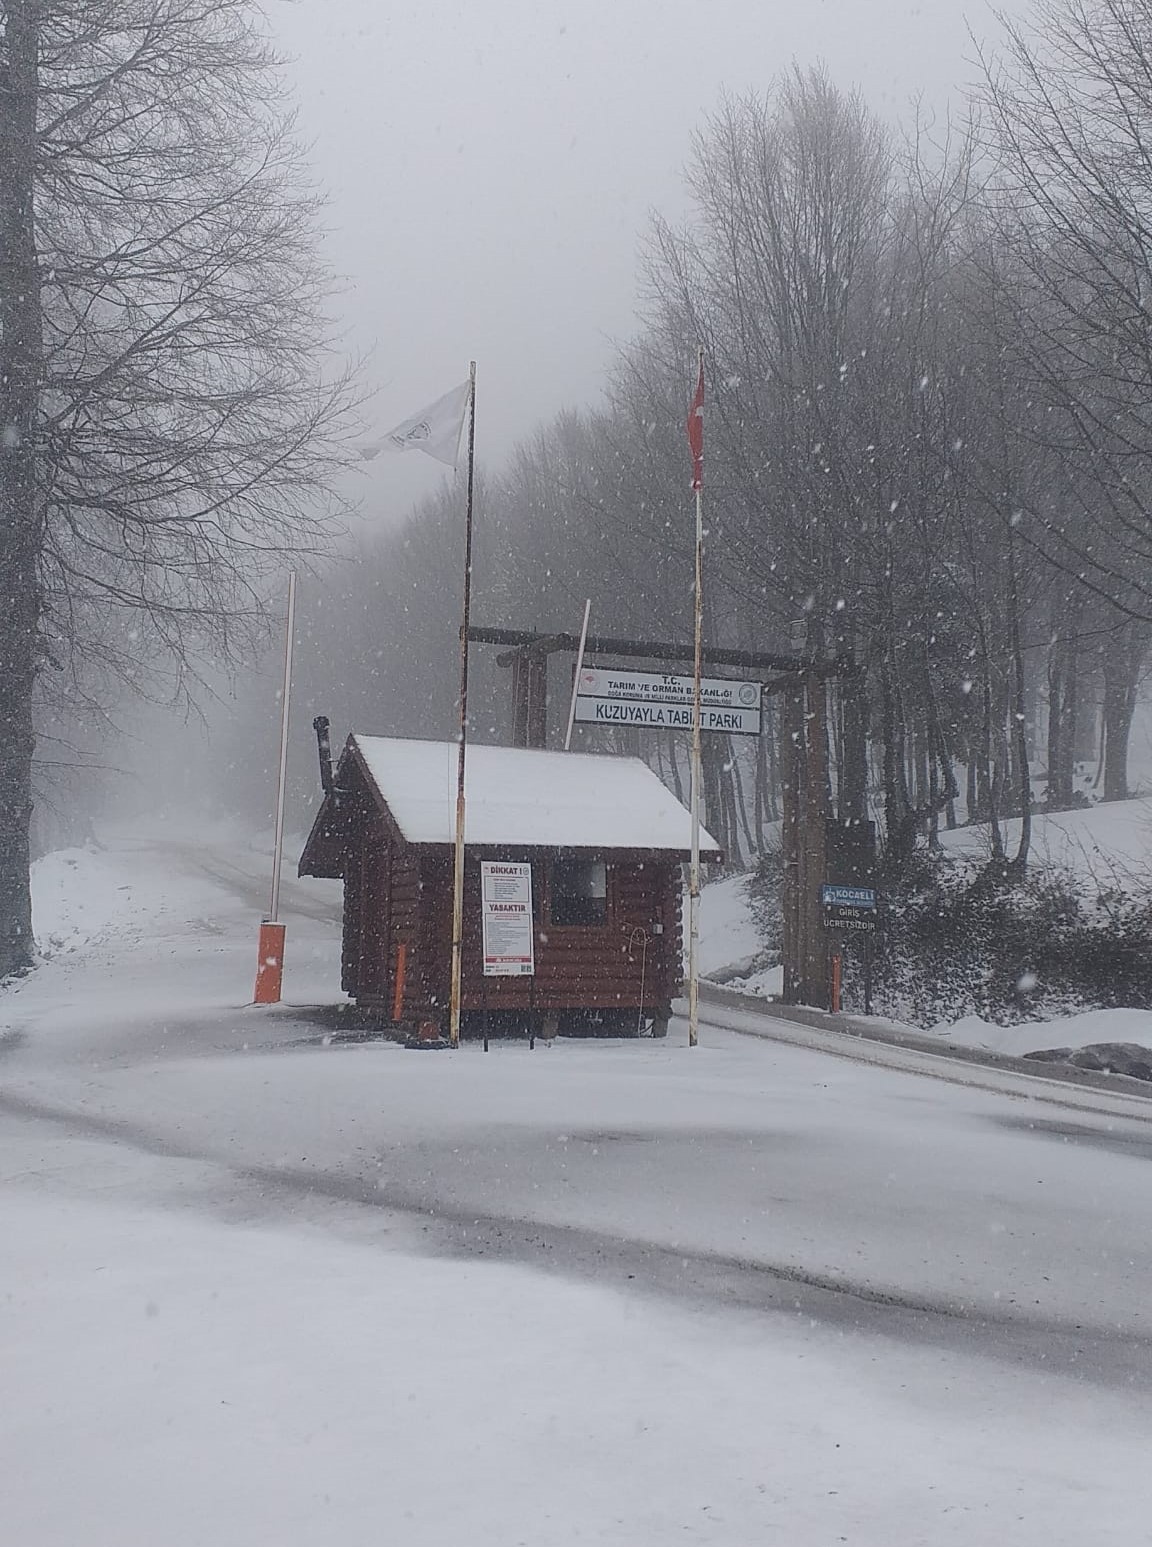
821,885,876,909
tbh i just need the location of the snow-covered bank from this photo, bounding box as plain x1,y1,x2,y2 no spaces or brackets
31,840,220,957
695,871,764,975
924,1006,1152,1060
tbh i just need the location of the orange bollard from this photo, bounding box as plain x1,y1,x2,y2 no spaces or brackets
392,941,408,1023
830,952,842,1014
254,921,286,1004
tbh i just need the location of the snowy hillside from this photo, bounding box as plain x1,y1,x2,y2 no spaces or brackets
939,796,1152,887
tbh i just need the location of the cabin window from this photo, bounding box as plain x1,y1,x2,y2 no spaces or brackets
550,856,607,926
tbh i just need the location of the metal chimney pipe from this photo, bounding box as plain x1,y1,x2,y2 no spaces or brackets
312,715,333,795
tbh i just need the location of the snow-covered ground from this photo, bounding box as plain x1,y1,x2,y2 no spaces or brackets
5,831,1152,1543
8,1174,1151,1547
695,871,763,974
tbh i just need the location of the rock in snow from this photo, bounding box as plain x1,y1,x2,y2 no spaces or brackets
1023,1042,1152,1081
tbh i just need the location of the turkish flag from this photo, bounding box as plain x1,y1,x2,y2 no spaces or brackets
686,356,704,492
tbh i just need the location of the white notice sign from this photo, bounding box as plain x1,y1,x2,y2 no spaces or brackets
481,861,535,977
573,667,762,736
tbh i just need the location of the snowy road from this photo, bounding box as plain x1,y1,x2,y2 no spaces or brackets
4,831,1152,1544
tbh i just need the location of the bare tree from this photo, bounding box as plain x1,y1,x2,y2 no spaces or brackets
0,0,355,976
978,1,1152,604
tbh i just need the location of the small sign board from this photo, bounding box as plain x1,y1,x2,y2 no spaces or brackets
573,667,762,736
821,883,878,934
481,861,535,975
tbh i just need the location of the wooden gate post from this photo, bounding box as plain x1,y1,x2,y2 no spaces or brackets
781,683,804,1003
511,650,548,748
802,671,831,1009
781,672,832,1009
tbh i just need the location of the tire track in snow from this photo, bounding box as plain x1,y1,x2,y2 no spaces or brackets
1,1082,1150,1392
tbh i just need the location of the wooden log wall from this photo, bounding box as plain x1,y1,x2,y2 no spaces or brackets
379,849,683,1021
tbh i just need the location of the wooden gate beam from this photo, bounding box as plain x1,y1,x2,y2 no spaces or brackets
472,624,851,679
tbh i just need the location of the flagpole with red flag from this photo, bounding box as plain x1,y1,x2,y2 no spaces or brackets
448,360,478,1049
687,346,705,1049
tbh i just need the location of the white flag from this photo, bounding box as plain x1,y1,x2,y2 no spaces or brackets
359,380,471,468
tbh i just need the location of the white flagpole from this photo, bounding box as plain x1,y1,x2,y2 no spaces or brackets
563,599,592,751
269,570,297,924
449,361,477,1049
688,346,704,1049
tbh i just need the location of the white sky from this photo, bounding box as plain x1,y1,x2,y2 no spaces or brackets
269,0,1026,522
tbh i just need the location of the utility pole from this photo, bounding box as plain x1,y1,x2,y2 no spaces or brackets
0,1,42,977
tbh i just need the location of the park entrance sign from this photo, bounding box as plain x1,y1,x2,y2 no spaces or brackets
467,624,856,1013
572,666,762,736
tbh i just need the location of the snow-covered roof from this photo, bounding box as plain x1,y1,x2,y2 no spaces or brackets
348,735,721,854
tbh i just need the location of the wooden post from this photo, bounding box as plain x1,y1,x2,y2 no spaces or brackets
392,940,408,1023
527,654,547,748
511,652,529,747
512,649,548,749
688,344,705,1049
268,571,297,927
780,684,804,1003
780,672,832,1009
802,671,832,1010
563,599,592,751
253,571,296,1005
448,362,478,1048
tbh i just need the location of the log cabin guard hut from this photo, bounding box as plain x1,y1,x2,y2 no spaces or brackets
299,735,722,1037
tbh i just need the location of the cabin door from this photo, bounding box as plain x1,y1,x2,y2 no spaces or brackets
357,835,392,1004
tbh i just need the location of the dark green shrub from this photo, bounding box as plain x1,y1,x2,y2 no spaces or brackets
866,849,1152,1025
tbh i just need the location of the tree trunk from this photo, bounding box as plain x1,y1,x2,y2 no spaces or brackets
665,727,685,804
1046,593,1081,809
838,667,869,825
754,715,771,841
763,698,780,823
1102,620,1147,802
966,754,978,825
1045,630,1064,806
0,1,42,978
1007,536,1031,873
731,744,757,859
879,659,917,866
981,662,1005,862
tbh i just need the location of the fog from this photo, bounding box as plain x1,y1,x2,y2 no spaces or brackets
48,0,1029,847
270,0,1021,512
